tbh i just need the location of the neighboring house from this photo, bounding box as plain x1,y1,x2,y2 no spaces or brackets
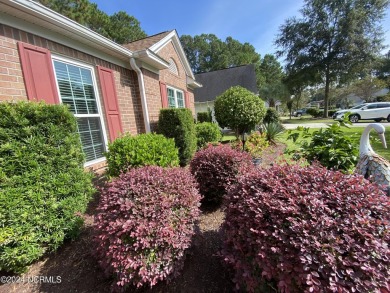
194,64,257,122
0,0,201,172
341,88,389,108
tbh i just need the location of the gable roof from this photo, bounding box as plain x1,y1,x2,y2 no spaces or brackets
124,30,198,82
123,31,170,52
194,64,258,103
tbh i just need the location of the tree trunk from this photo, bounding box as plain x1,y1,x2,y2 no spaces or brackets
324,65,330,118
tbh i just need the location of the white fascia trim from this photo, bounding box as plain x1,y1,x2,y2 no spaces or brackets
138,62,160,75
149,30,196,80
133,49,169,70
187,76,202,89
0,12,130,68
2,0,133,58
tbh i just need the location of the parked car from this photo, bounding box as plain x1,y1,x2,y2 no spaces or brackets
333,102,390,123
292,108,307,117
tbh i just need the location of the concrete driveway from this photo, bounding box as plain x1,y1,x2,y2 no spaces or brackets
282,121,390,129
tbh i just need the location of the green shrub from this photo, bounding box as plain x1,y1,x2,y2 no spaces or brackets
287,122,359,172
214,86,266,135
195,122,222,149
197,111,212,123
328,110,337,117
263,122,285,144
105,133,179,177
158,108,197,166
0,102,94,273
244,131,269,158
306,108,323,118
263,108,280,124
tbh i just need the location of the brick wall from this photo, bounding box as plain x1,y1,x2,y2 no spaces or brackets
142,41,196,131
0,23,145,172
0,24,145,136
157,41,195,115
142,68,161,131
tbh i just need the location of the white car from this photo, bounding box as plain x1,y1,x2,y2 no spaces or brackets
333,102,390,123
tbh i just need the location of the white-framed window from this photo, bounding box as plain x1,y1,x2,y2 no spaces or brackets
51,56,108,165
167,86,185,108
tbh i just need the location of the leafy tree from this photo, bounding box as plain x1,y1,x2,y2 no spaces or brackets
214,86,266,137
276,0,389,117
258,54,287,107
352,77,387,102
180,34,228,73
39,0,91,24
108,11,147,44
180,34,261,75
259,80,289,108
259,54,284,86
331,86,354,108
38,0,146,43
375,50,390,87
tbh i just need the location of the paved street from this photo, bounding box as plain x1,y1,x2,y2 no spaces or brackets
282,121,390,129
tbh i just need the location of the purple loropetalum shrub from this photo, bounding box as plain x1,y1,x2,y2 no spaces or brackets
93,166,201,291
222,163,390,293
190,143,254,205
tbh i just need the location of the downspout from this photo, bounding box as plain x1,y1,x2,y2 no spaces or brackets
130,58,151,133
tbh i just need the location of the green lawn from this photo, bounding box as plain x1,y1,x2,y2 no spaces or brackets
278,125,390,161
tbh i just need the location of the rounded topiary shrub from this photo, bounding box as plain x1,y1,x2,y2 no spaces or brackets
214,86,266,135
222,163,389,293
105,133,179,177
190,144,254,205
94,166,201,290
195,122,222,149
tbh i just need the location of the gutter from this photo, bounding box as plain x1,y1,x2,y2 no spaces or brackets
2,0,133,60
130,58,151,133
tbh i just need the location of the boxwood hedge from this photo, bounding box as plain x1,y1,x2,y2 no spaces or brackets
0,102,94,273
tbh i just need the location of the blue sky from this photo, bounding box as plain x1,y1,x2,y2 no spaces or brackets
91,0,390,58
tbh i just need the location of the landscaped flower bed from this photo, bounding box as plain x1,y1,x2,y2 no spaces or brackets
222,163,390,292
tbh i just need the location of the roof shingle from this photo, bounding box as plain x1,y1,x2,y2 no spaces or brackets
123,31,171,51
194,64,258,103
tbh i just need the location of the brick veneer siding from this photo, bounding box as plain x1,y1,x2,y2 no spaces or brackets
142,41,195,131
0,24,145,172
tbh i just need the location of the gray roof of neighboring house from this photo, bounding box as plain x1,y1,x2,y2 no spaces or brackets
194,64,258,103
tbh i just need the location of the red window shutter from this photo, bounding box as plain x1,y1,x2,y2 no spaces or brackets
97,66,123,142
18,42,59,104
184,91,191,109
159,81,168,108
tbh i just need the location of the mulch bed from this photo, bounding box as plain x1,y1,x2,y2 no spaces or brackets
0,143,286,293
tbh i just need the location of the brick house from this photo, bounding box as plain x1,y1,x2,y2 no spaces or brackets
0,0,201,172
